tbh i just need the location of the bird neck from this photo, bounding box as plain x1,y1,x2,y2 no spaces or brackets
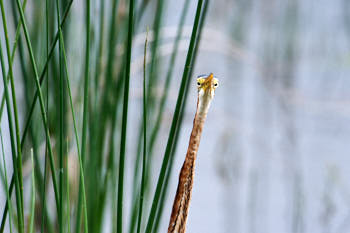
185,94,213,161
196,93,213,120
167,93,214,233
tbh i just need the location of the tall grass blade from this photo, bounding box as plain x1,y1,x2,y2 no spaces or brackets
81,0,90,226
66,140,71,233
81,0,90,189
40,0,50,231
75,0,91,231
54,0,65,230
136,27,149,233
29,150,35,233
147,0,165,109
94,0,105,99
117,0,135,231
0,129,13,233
62,26,89,233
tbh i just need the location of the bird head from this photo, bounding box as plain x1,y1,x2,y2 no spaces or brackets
196,73,219,99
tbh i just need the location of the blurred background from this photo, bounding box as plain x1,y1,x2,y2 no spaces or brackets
1,0,350,233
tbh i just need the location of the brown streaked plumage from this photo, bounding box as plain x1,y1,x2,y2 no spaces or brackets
168,73,218,233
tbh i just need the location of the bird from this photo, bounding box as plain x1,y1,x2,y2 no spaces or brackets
167,73,219,233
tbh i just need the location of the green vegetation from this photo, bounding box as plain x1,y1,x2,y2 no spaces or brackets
0,0,208,232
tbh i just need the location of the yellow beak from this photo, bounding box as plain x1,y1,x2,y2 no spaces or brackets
202,73,214,92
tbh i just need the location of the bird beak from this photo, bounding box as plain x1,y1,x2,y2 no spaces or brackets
202,73,214,95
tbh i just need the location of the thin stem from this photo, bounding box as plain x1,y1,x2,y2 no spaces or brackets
147,0,165,110
136,28,149,233
117,0,135,231
54,0,65,230
81,0,90,208
0,129,13,233
41,0,50,231
94,0,105,100
62,29,89,233
66,139,71,233
29,150,36,233
75,0,91,231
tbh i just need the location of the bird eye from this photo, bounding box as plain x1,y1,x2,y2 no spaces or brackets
214,83,218,87
197,82,201,86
